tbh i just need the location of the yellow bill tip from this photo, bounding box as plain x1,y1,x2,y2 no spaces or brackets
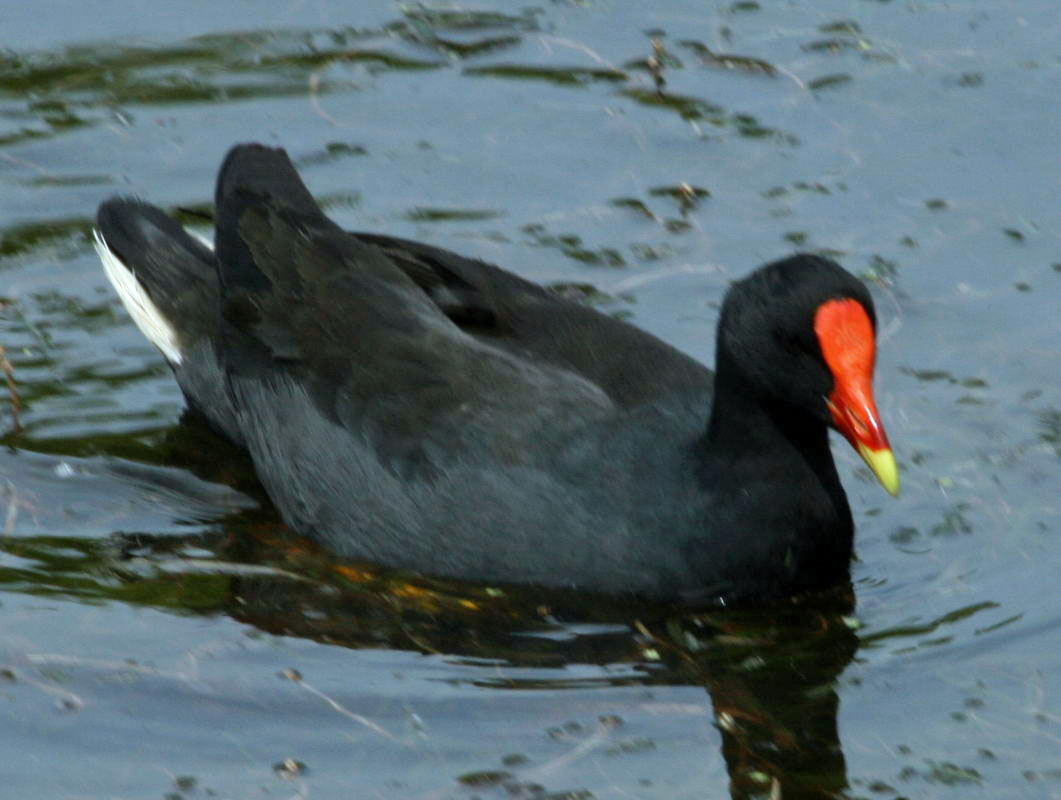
856,443,900,497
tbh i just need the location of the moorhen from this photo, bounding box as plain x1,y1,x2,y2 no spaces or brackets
94,144,898,603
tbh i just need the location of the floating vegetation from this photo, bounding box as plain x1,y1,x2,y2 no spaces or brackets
805,18,873,54
463,64,626,86
547,282,625,308
296,142,369,167
620,86,721,121
18,173,111,188
918,760,983,785
388,7,542,34
0,33,445,118
645,37,672,93
649,183,710,216
629,243,675,262
899,368,990,390
1038,409,1061,453
254,48,443,72
0,217,92,260
677,40,777,76
404,207,502,222
863,254,899,284
0,344,21,434
0,44,216,94
617,86,795,140
523,224,625,268
808,73,853,91
819,20,862,35
802,39,860,54
384,7,535,59
663,218,692,233
426,35,522,59
610,197,656,219
611,186,707,225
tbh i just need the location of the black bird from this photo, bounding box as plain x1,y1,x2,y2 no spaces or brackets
94,144,898,603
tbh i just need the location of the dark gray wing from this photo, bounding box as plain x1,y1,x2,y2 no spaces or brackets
217,200,615,479
351,231,714,408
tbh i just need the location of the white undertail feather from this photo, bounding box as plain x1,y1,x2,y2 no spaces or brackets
93,229,183,365
189,230,215,251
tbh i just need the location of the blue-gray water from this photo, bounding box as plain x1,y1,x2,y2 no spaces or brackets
1,1,1059,798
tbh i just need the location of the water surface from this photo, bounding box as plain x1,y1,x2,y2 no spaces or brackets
2,1,1059,797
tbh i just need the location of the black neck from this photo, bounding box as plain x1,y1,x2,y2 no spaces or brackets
703,357,847,512
686,360,854,599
